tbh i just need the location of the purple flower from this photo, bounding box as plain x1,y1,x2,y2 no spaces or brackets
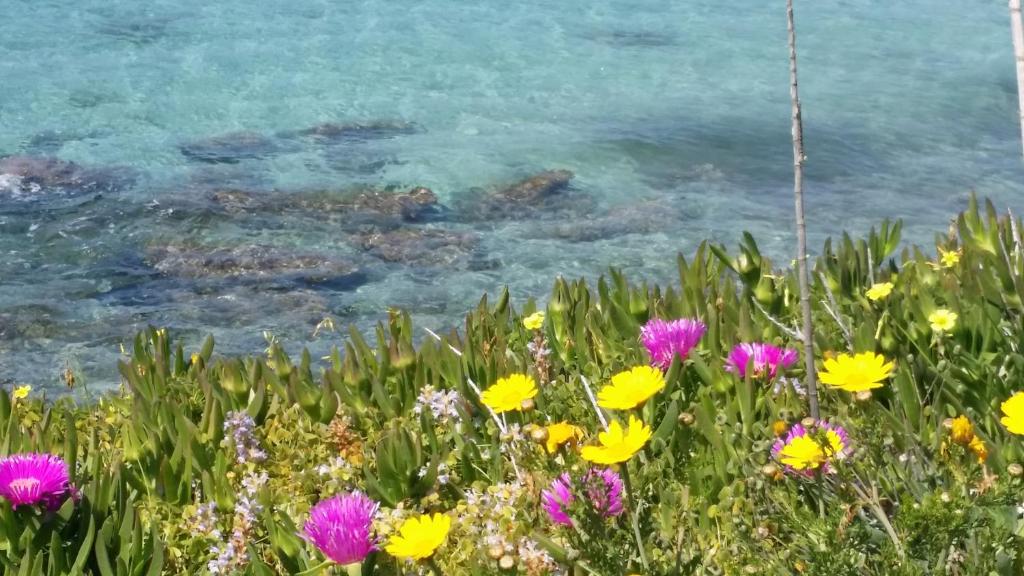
302,492,379,565
541,474,574,526
640,318,706,370
0,453,72,509
223,411,266,465
725,342,798,380
542,468,624,527
584,468,624,518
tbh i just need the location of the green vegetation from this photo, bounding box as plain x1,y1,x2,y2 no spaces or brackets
2,196,1024,575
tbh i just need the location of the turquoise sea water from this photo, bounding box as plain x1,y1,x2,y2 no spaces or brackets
0,0,1022,390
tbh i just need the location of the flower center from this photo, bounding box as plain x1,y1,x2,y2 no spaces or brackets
9,477,40,492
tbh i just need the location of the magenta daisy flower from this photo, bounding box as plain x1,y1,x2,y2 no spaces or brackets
771,421,851,476
301,492,379,565
725,342,798,380
0,453,72,509
541,473,574,526
584,468,624,518
640,318,706,370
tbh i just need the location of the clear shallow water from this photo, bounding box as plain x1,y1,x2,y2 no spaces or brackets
0,0,1021,391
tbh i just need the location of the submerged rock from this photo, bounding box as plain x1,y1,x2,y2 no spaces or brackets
146,242,367,289
530,200,694,242
280,121,419,143
0,304,61,341
356,227,479,267
210,185,441,225
455,169,590,220
179,131,283,164
0,155,129,204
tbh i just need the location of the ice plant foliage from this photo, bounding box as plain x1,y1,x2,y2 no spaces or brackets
384,513,451,560
480,373,538,414
640,318,706,370
818,352,894,392
597,365,666,410
0,453,72,509
772,421,850,475
725,343,798,380
1001,392,1024,435
302,492,379,565
581,416,651,464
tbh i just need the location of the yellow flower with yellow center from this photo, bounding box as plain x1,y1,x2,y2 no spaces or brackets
938,248,961,268
581,416,651,464
968,436,988,463
544,421,584,454
949,415,974,445
865,282,894,301
928,309,957,332
523,311,545,331
480,374,538,414
597,366,666,410
384,513,451,560
11,385,30,400
777,429,846,471
818,352,894,392
1000,392,1024,435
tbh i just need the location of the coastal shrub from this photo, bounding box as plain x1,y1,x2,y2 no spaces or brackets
1,196,1024,574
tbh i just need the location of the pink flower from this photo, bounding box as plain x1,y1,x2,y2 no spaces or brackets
541,474,574,526
640,318,706,370
0,453,72,510
301,492,379,565
725,343,798,380
542,468,624,526
583,468,624,518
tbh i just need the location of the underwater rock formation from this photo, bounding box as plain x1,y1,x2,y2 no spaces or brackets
279,121,419,143
355,227,479,268
0,155,129,205
455,169,590,220
179,131,284,164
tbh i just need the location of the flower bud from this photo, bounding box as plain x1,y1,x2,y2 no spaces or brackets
530,427,549,443
1009,463,1023,477
520,398,535,412
854,390,872,402
499,555,515,570
761,464,780,479
800,416,817,428
678,412,695,426
487,545,504,560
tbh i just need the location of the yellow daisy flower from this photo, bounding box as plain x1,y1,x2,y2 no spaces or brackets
818,352,894,392
384,513,451,560
865,282,894,302
544,421,584,454
968,436,988,463
11,385,30,400
949,415,974,445
581,416,651,464
480,374,538,414
928,309,957,332
938,248,961,268
777,429,846,472
597,366,666,410
1001,392,1024,435
523,311,545,331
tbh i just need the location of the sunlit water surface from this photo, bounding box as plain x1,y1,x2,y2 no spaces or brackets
0,0,1021,390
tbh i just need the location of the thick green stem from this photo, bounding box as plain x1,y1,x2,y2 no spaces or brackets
619,463,649,571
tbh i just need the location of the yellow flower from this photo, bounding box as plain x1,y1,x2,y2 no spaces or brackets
949,415,974,445
523,311,545,331
818,352,894,392
480,374,538,414
11,385,30,400
777,428,846,471
938,248,961,268
384,513,451,560
928,309,957,332
545,421,584,454
597,366,666,410
772,420,789,437
1000,392,1024,435
865,282,894,301
581,416,651,464
968,436,988,463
